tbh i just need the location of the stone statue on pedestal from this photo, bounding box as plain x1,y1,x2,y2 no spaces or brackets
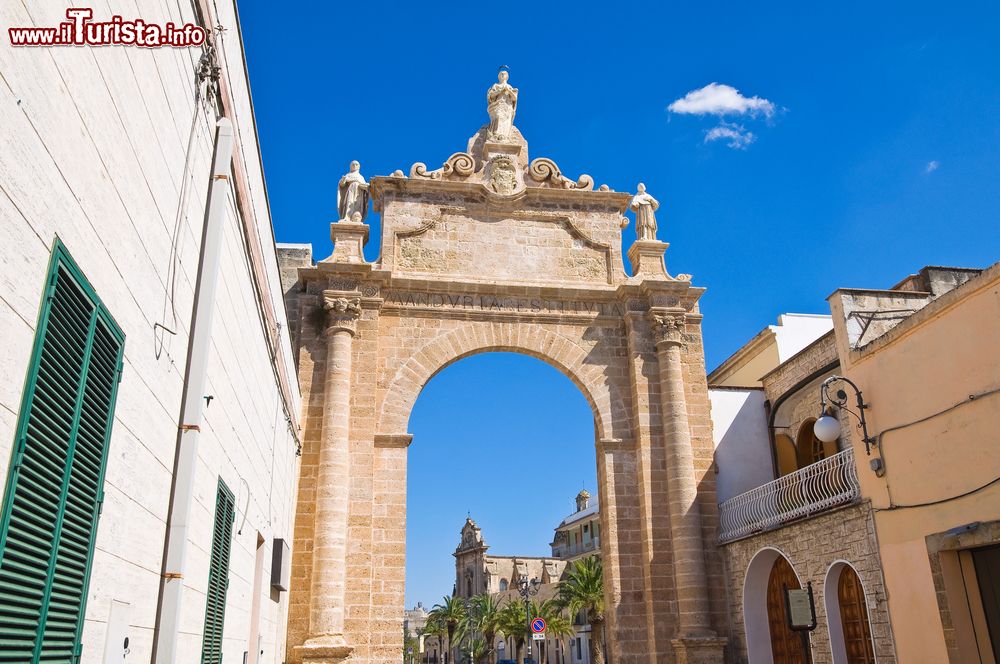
486,69,518,141
630,183,660,241
337,161,369,223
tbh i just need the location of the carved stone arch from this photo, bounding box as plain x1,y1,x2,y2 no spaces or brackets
377,321,624,441
282,70,727,664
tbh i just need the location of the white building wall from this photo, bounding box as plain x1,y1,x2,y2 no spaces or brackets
772,313,832,362
708,388,772,502
0,1,300,662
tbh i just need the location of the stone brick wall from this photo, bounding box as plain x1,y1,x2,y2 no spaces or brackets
761,332,837,404
718,502,895,664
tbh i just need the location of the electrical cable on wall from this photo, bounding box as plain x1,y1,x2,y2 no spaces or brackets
236,474,250,536
154,41,222,361
876,386,1000,510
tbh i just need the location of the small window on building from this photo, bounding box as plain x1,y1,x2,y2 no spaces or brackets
499,578,508,591
576,637,582,659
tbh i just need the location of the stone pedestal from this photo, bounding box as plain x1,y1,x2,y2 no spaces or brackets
671,637,728,664
328,219,369,264
628,240,669,279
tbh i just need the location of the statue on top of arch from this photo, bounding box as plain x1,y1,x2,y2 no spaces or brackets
486,67,518,142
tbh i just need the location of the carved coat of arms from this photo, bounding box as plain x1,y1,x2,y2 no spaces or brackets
487,155,518,195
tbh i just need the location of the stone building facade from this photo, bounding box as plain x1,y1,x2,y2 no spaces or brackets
718,505,893,664
278,72,729,664
447,492,602,664
708,265,997,664
0,2,300,662
709,311,891,664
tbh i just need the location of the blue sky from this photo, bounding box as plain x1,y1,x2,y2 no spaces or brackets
239,1,1000,606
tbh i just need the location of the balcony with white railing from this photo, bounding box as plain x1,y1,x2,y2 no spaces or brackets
717,447,860,544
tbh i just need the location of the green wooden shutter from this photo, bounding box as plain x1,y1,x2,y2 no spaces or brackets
0,239,125,663
200,478,235,664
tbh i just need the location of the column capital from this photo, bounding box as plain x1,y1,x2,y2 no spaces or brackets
322,291,362,336
649,309,686,349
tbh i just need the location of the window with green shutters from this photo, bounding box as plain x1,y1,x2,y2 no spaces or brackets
200,479,235,664
0,239,125,663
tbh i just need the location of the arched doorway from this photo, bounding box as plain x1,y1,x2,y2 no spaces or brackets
744,548,808,664
825,562,876,664
767,556,808,664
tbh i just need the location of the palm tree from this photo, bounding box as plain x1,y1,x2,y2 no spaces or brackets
458,593,504,664
422,612,448,663
430,595,467,664
463,636,489,664
497,599,528,663
537,599,574,664
556,556,605,664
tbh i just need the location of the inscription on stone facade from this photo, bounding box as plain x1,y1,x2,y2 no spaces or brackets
382,290,626,316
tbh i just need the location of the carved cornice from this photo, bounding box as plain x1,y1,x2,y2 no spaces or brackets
649,310,687,349
322,291,362,335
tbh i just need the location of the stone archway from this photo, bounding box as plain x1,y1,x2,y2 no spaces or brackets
279,72,728,664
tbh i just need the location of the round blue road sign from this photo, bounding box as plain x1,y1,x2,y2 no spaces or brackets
531,618,546,633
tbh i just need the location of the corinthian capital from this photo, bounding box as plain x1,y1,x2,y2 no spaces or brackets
649,311,686,349
323,292,362,335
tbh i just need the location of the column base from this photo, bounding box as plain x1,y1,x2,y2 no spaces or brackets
671,636,727,664
295,634,353,664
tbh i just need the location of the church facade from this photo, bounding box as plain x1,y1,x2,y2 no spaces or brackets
447,491,601,664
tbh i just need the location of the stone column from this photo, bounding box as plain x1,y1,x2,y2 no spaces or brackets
650,310,726,662
298,292,362,663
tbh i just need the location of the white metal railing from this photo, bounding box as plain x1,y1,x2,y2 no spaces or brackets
717,448,860,544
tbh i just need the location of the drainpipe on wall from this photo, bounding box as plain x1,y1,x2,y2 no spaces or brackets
151,117,234,663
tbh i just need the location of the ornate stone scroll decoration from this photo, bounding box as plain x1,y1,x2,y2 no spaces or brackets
487,155,519,195
675,273,693,282
337,161,369,223
650,311,686,348
409,152,476,180
323,294,362,334
528,157,595,191
629,183,659,241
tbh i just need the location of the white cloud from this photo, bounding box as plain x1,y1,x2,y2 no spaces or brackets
668,83,776,118
704,122,756,149
925,160,940,173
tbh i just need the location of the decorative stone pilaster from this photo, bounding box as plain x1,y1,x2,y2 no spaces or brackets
296,291,362,664
649,309,718,647
628,240,670,279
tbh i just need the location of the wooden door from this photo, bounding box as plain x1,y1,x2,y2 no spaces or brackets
837,566,875,664
972,545,1000,661
767,556,808,664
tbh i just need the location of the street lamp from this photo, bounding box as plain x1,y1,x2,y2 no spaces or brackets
814,375,883,473
515,577,541,664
